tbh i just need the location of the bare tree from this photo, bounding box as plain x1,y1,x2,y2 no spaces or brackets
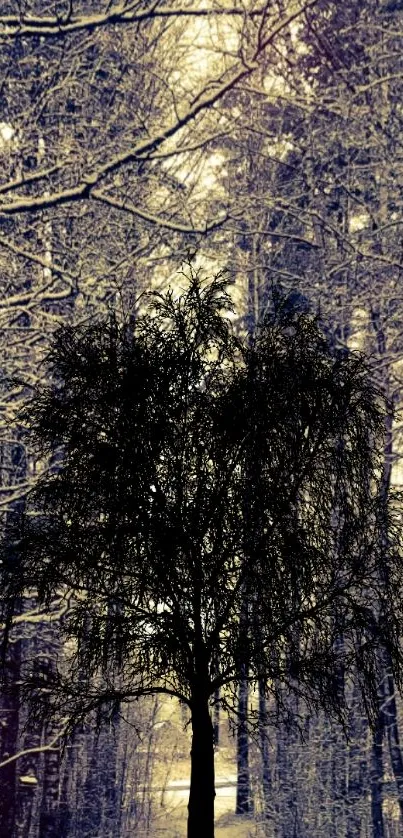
1,270,402,838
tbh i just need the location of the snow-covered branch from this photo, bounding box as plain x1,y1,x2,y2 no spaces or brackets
0,4,268,37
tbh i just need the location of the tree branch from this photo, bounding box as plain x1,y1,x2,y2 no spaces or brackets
0,723,68,769
0,5,269,37
91,189,229,233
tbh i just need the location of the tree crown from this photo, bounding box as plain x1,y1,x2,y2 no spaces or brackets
1,267,402,729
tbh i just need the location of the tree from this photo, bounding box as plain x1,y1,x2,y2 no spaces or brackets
1,269,403,838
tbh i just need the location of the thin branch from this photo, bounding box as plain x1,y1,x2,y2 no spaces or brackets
0,723,68,769
0,164,65,196
0,235,78,283
91,189,229,233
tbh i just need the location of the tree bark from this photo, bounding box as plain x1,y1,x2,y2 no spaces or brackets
80,731,102,837
236,668,253,815
101,712,120,838
213,688,220,747
382,670,403,826
15,724,41,838
346,684,368,838
187,692,215,838
371,714,385,838
39,661,61,838
39,726,61,838
258,678,272,822
0,645,20,837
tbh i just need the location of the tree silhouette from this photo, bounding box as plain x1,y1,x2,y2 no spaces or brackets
1,268,403,838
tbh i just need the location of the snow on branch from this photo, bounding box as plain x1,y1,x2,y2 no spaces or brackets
0,4,268,38
0,722,68,769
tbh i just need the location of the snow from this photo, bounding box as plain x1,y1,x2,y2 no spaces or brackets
0,122,14,145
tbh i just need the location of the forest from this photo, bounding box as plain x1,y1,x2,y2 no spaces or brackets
0,1,403,837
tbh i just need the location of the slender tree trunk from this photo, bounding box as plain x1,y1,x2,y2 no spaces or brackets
39,720,61,838
39,654,61,838
0,488,24,836
58,735,77,838
346,684,368,838
368,332,398,836
258,678,272,822
213,688,220,747
236,667,253,815
275,721,296,838
101,712,119,838
15,725,42,838
375,397,403,827
371,713,385,838
382,669,403,825
15,607,43,838
0,644,20,837
81,731,102,837
187,692,215,838
212,651,220,747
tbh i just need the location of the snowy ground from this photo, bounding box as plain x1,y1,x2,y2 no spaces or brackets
147,772,263,837
161,773,237,816
152,815,260,838
149,807,260,838
144,702,265,836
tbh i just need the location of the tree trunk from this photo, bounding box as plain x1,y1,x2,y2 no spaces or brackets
0,644,20,837
15,724,41,838
275,721,296,838
39,654,62,838
213,687,220,747
0,490,24,836
39,719,61,838
80,731,102,837
100,712,120,838
15,616,42,838
187,693,215,838
236,668,253,815
258,678,272,822
371,715,385,838
58,735,77,838
346,684,368,838
383,670,403,826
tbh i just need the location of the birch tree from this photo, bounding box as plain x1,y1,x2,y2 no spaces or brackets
1,272,403,838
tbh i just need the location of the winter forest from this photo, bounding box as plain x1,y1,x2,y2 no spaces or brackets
1,1,403,837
